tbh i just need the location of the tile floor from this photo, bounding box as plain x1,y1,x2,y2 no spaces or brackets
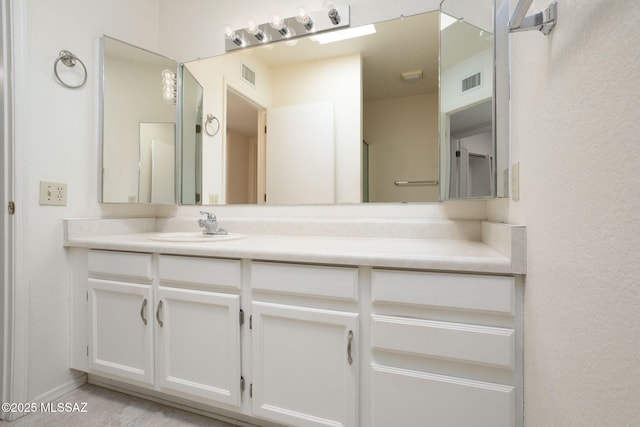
0,384,242,426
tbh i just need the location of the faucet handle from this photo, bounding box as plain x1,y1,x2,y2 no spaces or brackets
199,211,217,221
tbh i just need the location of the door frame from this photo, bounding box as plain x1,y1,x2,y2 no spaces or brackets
0,0,14,419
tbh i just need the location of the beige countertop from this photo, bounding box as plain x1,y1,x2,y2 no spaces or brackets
64,217,525,274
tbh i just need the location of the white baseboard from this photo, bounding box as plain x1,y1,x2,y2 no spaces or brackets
3,374,87,421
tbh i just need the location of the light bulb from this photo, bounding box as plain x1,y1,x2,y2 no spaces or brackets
328,8,340,25
224,26,244,46
246,20,266,41
296,8,314,31
270,14,289,36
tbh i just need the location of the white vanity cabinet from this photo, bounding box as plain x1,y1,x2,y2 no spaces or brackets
369,269,522,427
250,262,360,427
87,251,155,385
155,255,242,406
70,242,523,427
83,250,243,407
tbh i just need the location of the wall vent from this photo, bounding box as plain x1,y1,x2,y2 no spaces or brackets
242,64,256,86
461,71,482,93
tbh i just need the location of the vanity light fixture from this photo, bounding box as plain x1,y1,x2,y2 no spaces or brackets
224,5,350,51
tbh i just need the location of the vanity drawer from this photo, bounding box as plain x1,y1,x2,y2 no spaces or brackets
88,250,152,282
158,255,241,290
251,261,358,301
371,364,514,427
372,270,514,315
371,314,514,369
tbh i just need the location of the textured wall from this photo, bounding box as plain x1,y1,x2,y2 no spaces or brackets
11,0,168,405
487,0,640,425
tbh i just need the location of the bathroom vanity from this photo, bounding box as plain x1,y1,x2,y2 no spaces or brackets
65,217,525,427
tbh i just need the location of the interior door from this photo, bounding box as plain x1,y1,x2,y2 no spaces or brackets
266,102,335,204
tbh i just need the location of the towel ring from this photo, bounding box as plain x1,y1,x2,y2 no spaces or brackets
205,114,220,136
54,50,87,89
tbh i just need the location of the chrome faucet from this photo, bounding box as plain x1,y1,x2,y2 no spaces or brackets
198,211,228,235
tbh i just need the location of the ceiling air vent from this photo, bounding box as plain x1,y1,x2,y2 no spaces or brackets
242,64,256,86
461,71,482,93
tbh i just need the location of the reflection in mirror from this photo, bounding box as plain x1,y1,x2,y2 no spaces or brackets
180,66,203,204
100,36,177,204
439,0,495,199
139,122,176,203
180,12,441,205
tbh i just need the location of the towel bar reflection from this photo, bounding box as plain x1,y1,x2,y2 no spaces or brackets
394,180,439,186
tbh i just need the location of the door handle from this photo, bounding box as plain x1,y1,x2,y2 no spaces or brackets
156,300,164,327
347,330,354,365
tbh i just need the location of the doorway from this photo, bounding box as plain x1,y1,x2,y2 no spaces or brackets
225,87,266,204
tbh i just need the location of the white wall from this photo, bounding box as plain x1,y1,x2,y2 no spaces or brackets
11,0,175,407
487,0,640,425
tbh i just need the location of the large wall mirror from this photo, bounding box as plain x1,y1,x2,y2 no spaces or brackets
99,1,508,205
180,0,503,206
100,36,177,204
181,12,440,205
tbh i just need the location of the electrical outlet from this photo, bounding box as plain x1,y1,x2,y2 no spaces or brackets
39,181,67,206
208,194,219,204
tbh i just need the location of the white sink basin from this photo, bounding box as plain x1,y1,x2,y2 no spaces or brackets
149,232,245,243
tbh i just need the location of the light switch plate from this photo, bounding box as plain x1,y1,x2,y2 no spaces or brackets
39,181,67,206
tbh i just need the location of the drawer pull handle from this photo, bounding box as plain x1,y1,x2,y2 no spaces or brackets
347,330,354,365
156,300,164,327
140,298,148,325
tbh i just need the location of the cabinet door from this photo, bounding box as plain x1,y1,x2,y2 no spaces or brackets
251,302,358,427
156,287,241,406
88,279,154,385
